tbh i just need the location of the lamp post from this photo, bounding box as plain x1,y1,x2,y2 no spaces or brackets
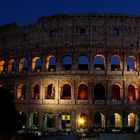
78,118,85,140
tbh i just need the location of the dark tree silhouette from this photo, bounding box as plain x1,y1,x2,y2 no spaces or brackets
0,87,20,138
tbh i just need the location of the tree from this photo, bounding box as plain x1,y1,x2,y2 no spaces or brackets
0,87,19,138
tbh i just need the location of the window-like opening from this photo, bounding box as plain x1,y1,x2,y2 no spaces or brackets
17,84,26,100
61,84,71,99
127,56,136,71
8,59,16,74
50,30,56,37
94,113,105,128
32,57,42,72
19,58,28,73
62,56,72,71
46,56,56,71
111,85,121,100
43,113,55,129
32,84,40,100
128,85,136,101
111,55,121,71
61,113,71,129
128,113,139,131
77,113,88,129
78,55,88,70
45,84,55,99
94,55,105,70
112,28,119,36
77,84,88,100
18,111,27,129
94,84,105,100
80,28,86,36
0,60,5,74
29,112,39,129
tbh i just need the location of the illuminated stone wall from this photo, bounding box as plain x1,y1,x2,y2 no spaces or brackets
0,14,140,132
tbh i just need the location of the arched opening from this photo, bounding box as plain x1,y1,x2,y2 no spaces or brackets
46,55,56,71
128,113,139,131
32,57,42,72
94,55,105,70
61,84,71,99
43,112,55,130
0,60,5,74
77,84,88,100
111,55,121,71
114,113,122,128
61,113,71,129
127,56,137,71
94,84,105,100
77,113,88,129
45,84,55,99
94,113,105,128
78,55,88,70
17,84,26,100
19,58,28,73
62,55,72,71
32,84,40,100
128,85,136,101
29,112,39,129
8,59,16,73
18,111,27,129
112,84,122,100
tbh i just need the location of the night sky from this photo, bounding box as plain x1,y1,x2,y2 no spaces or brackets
0,0,140,25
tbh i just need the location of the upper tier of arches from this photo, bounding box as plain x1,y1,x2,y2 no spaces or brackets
0,53,139,74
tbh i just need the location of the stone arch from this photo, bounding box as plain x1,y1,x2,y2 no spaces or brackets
17,83,26,100
62,55,72,70
61,84,71,99
60,112,71,129
77,84,88,100
78,55,88,70
32,57,41,72
77,113,88,129
94,113,105,128
8,59,16,73
0,60,5,74
19,58,28,73
110,55,122,71
31,84,40,100
45,84,55,99
29,112,39,129
18,111,27,129
43,112,55,130
94,83,105,100
128,113,139,131
127,55,137,71
111,113,122,128
46,55,56,71
94,54,105,70
111,84,122,100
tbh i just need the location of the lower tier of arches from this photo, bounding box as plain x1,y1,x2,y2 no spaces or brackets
17,105,140,132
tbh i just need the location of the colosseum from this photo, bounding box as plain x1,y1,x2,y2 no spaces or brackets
0,13,140,132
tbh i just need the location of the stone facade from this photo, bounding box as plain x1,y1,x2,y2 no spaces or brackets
0,13,140,131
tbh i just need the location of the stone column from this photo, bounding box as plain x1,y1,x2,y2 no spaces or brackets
28,56,32,73
42,55,46,72
38,110,43,129
122,79,127,104
123,53,127,71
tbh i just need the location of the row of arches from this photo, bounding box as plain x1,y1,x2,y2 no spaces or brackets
19,111,139,131
0,54,138,74
17,83,138,101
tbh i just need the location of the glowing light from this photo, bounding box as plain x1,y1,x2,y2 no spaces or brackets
78,118,85,126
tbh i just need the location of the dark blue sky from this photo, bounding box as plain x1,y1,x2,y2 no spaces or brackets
0,0,140,25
